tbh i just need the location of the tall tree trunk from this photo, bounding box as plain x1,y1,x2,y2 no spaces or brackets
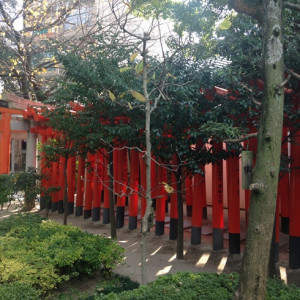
141,34,152,285
175,167,184,259
63,157,69,225
234,1,284,299
109,151,117,239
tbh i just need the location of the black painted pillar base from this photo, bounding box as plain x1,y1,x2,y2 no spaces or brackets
229,233,240,254
152,198,156,210
92,207,101,222
165,198,169,213
213,228,224,250
129,216,137,230
84,209,92,219
281,217,289,234
67,202,74,215
155,221,165,236
103,208,110,224
191,226,202,245
51,201,58,212
186,205,192,217
275,242,279,263
75,206,83,216
39,197,46,210
289,235,300,269
169,218,177,240
116,206,125,228
202,207,208,219
58,200,64,214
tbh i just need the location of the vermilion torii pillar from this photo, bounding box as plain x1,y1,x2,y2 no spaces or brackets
84,153,94,219
169,172,178,240
289,131,300,269
75,154,85,216
67,155,76,215
279,127,290,234
191,173,204,245
155,164,167,236
212,161,224,250
51,161,60,211
0,111,11,174
102,149,110,224
116,148,127,228
185,175,193,217
129,149,139,230
226,156,241,254
92,151,102,221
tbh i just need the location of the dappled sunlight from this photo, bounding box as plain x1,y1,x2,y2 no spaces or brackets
168,253,176,262
196,252,211,267
150,245,163,256
127,242,139,249
119,240,129,244
217,256,228,273
279,266,287,284
156,265,172,276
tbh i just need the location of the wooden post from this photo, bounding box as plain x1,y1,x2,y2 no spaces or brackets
191,174,204,244
75,154,85,216
84,153,94,219
169,172,178,240
289,131,300,269
212,161,224,250
155,164,167,236
129,149,139,230
227,156,241,254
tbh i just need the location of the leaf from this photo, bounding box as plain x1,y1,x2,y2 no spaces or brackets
130,52,139,62
128,102,133,110
135,60,144,74
162,182,174,194
120,66,132,73
131,90,146,102
151,0,160,9
218,19,232,30
167,73,176,79
41,68,47,73
108,90,116,102
152,72,156,80
120,91,127,98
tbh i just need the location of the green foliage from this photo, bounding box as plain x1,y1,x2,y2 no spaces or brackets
97,272,239,300
0,213,44,236
15,167,41,210
92,272,300,300
0,174,15,207
92,274,139,298
0,282,41,300
0,214,125,294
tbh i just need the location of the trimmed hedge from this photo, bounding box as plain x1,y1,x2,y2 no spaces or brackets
95,272,300,300
0,282,41,300
0,214,124,295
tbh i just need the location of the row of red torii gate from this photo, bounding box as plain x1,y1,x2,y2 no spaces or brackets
0,91,299,270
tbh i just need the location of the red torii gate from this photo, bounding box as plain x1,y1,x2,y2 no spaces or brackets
1,90,300,270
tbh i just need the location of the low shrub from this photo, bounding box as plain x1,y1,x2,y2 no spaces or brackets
0,213,45,236
0,282,41,300
86,274,139,299
95,272,300,300
0,214,125,295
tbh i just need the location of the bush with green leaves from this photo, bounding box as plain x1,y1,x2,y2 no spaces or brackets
95,272,300,300
0,282,41,300
0,214,124,294
0,173,15,209
14,167,41,210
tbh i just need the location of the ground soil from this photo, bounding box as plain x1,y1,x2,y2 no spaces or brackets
1,203,299,297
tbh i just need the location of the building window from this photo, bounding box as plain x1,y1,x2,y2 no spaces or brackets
63,9,91,30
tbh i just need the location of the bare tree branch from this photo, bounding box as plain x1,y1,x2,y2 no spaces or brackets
224,132,257,143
